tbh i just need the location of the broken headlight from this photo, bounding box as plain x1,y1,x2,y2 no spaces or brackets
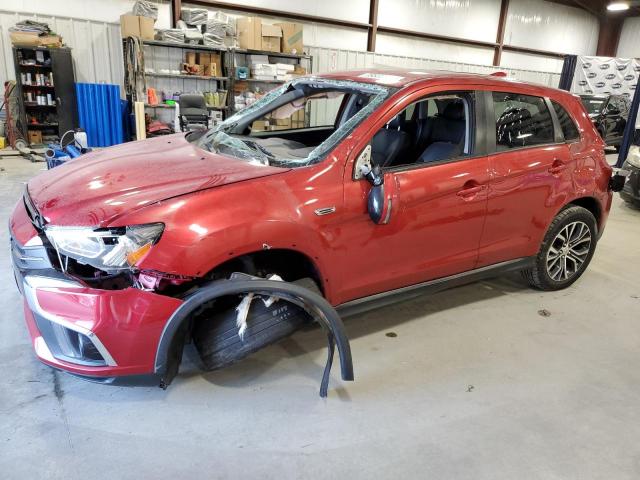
44,223,164,272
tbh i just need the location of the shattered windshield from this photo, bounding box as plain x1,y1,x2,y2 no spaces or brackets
194,78,393,168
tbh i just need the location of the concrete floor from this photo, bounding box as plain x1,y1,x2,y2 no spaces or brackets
1,154,639,480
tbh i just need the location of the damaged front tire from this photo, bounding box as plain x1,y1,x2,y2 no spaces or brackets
154,276,354,397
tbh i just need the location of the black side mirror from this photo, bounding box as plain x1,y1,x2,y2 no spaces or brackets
607,108,621,116
360,164,388,224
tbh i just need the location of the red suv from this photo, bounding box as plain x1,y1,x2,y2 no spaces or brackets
10,70,613,390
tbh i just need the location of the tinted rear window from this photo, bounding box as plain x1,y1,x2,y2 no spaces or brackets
551,101,580,141
493,92,555,150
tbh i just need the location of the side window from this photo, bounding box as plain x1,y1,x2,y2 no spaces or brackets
605,97,620,114
370,92,474,169
493,92,555,150
551,100,580,142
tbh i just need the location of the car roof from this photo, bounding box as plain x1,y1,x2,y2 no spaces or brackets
311,68,566,97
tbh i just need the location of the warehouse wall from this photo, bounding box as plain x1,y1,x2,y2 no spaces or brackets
1,0,171,27
0,10,127,84
0,0,598,84
207,0,599,72
617,17,640,59
503,0,598,58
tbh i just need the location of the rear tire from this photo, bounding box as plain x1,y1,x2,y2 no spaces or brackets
522,205,597,291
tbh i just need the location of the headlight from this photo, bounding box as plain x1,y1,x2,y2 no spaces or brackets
626,145,640,169
45,223,164,272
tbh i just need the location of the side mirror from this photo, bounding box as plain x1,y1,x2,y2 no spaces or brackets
606,108,621,116
359,163,391,224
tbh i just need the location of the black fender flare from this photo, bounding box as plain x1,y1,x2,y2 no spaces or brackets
154,278,354,397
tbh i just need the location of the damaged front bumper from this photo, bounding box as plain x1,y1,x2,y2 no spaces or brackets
11,200,353,397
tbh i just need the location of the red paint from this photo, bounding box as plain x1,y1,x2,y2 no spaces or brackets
11,70,613,379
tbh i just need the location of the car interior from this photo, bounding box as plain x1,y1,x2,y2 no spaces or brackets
370,93,473,169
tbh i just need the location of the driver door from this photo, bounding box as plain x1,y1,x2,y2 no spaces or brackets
334,89,490,304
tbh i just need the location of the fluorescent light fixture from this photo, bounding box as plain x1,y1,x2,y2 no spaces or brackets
607,2,630,11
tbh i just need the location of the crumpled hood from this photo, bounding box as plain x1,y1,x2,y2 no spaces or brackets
28,133,288,226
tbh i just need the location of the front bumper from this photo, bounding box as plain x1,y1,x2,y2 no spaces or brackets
10,199,183,380
620,162,640,204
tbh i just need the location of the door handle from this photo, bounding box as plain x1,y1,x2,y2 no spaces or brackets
548,159,566,175
456,182,486,198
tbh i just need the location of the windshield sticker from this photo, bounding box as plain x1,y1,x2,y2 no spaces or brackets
358,73,404,85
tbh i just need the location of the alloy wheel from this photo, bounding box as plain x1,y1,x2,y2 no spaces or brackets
546,221,592,282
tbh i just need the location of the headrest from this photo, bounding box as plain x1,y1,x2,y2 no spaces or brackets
442,101,464,120
179,94,206,109
387,115,403,129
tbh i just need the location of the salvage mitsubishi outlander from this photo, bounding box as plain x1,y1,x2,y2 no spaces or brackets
10,70,614,395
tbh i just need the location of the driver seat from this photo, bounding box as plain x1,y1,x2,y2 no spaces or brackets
371,116,410,168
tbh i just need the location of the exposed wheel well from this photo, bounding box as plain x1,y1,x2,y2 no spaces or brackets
567,197,601,231
205,249,325,295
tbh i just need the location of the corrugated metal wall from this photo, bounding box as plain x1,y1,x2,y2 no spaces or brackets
0,9,559,108
306,46,561,125
307,46,560,86
0,10,124,87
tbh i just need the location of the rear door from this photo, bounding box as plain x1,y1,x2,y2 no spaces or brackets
477,91,573,266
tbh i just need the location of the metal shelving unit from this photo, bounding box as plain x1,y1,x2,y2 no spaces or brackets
228,49,313,115
124,39,314,124
124,39,233,124
13,46,78,146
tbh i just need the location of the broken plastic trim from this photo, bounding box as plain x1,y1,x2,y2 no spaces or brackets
154,277,354,397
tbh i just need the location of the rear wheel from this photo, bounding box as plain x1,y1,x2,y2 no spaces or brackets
522,206,597,291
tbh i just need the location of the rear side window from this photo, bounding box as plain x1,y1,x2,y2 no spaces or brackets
492,92,554,150
551,101,580,142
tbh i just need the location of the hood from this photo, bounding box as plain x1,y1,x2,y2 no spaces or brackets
28,133,288,226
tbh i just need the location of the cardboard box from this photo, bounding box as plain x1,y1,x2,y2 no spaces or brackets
139,16,155,40
120,14,155,39
38,35,62,47
261,24,282,53
275,22,303,54
274,118,291,127
251,120,269,131
203,63,218,77
196,52,210,65
185,52,196,65
120,14,139,37
10,31,40,46
27,130,43,145
210,52,222,75
237,16,262,50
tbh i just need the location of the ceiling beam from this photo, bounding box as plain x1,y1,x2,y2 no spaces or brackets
367,0,379,52
493,0,510,66
186,0,371,30
171,0,181,28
